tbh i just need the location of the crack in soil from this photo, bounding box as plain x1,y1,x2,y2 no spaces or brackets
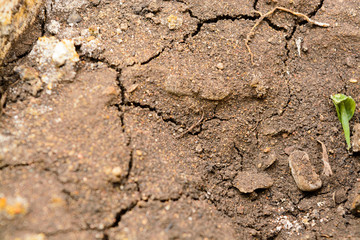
308,0,325,18
139,44,169,66
108,201,139,228
283,25,297,66
125,101,182,126
80,55,121,71
233,143,244,171
277,0,328,121
253,0,259,10
40,5,47,37
183,9,258,42
0,161,42,170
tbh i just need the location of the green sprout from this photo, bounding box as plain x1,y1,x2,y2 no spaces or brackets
331,94,356,150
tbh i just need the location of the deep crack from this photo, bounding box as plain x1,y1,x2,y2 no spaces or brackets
140,44,169,65
263,18,287,32
183,12,258,42
109,201,138,228
126,149,133,180
125,101,182,126
308,0,325,18
253,0,259,10
283,25,297,66
0,161,39,170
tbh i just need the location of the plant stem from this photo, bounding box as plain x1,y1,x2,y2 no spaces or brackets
340,102,351,150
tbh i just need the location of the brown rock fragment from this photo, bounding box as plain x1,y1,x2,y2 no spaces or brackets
288,151,322,192
233,171,273,193
257,152,277,170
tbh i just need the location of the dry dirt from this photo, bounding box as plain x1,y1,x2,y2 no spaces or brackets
0,0,360,239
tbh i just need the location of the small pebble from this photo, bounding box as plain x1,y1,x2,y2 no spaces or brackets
52,41,71,67
349,78,358,83
249,229,259,236
288,150,322,191
102,86,119,97
284,146,296,155
47,20,60,35
345,56,356,68
145,13,154,19
148,1,160,12
333,189,347,204
195,144,203,153
127,83,139,93
167,14,183,30
337,205,346,216
258,152,276,170
111,167,122,177
89,0,101,6
263,147,271,153
216,63,224,70
67,11,82,24
137,200,147,208
120,23,128,31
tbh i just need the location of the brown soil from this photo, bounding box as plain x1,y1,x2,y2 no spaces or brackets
1,0,359,239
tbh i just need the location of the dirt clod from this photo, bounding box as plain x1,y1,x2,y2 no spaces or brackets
233,171,274,193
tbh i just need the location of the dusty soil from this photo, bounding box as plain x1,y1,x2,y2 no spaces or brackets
1,0,360,239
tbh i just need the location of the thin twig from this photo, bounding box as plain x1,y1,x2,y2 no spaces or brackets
317,140,333,176
245,7,330,65
176,111,204,139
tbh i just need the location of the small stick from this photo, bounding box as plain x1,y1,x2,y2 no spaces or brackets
317,140,333,176
176,111,204,139
245,7,330,65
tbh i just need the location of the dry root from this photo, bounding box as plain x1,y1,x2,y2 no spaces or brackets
176,111,204,139
245,7,330,65
318,140,333,177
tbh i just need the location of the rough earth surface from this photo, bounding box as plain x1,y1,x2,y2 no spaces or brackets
0,0,360,239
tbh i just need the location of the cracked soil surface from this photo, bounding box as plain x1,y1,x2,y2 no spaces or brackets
0,0,360,239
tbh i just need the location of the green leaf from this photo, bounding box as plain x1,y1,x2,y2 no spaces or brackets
331,94,356,150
